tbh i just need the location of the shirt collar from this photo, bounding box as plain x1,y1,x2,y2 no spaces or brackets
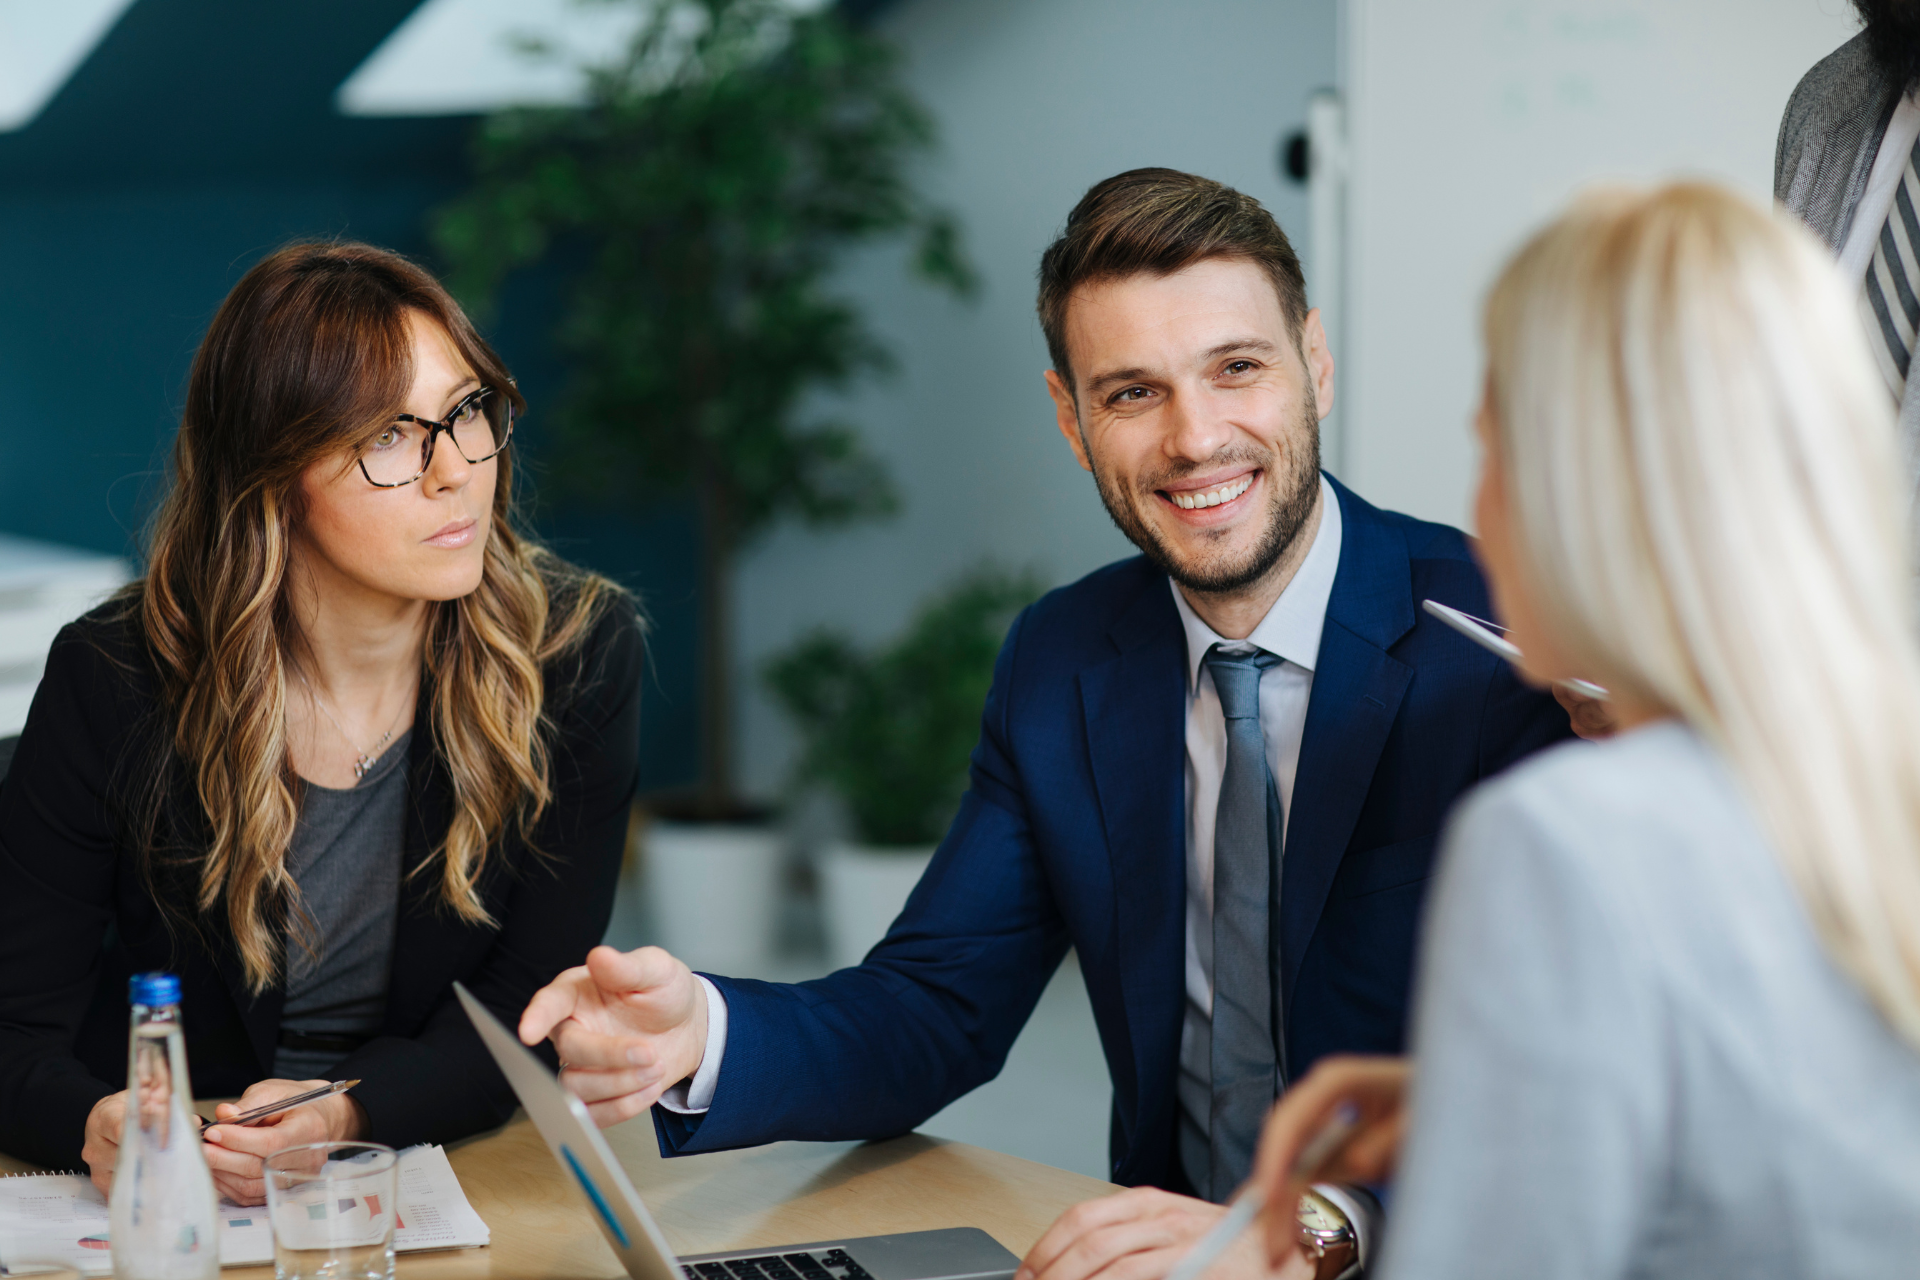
1170,473,1343,692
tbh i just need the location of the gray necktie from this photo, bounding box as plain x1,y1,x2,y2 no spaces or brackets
1203,645,1284,1201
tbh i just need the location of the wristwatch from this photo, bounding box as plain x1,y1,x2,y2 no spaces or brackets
1295,1189,1360,1280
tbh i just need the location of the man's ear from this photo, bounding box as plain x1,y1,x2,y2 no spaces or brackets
1045,369,1094,473
1300,307,1337,422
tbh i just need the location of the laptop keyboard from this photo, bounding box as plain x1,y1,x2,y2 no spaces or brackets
684,1248,876,1280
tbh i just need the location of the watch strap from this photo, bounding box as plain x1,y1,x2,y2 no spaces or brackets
1310,1183,1378,1273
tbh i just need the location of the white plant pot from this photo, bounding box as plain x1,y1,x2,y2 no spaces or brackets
819,841,936,972
644,821,785,976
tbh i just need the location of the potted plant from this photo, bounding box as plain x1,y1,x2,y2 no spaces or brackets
434,0,973,973
766,567,1040,970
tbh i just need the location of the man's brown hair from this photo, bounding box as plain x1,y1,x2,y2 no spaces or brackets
1036,168,1310,392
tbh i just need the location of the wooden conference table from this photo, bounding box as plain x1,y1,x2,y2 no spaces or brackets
0,1113,1118,1280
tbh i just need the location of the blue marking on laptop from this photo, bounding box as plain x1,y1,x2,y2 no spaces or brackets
561,1143,631,1248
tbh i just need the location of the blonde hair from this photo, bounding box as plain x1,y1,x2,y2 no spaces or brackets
1484,182,1920,1048
134,241,620,993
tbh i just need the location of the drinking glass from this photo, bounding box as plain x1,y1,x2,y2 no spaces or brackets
263,1142,397,1280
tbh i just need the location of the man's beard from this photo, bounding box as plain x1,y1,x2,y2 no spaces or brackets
1087,387,1322,597
1855,0,1920,94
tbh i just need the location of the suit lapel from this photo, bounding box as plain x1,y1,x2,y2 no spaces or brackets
140,772,286,1074
1080,575,1188,1143
1279,479,1415,1010
1076,483,1420,1152
383,701,456,1034
208,925,284,1077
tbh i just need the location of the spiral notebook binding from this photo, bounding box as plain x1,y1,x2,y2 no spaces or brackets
0,1168,82,1177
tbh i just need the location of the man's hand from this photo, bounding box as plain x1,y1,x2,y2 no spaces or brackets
518,944,709,1127
1016,1186,1312,1280
1250,1056,1409,1269
1554,685,1618,740
82,1092,128,1196
202,1078,369,1206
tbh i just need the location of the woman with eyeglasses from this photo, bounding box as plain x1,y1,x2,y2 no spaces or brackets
0,242,643,1204
1243,184,1920,1278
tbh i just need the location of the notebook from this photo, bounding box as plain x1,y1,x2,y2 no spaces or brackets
0,1143,487,1273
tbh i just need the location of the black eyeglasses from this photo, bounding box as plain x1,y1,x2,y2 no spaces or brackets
358,386,515,488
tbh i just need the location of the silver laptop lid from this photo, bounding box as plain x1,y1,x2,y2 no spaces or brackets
455,981,681,1280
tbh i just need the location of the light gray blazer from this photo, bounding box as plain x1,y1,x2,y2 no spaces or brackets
1775,34,1920,517
1376,723,1920,1280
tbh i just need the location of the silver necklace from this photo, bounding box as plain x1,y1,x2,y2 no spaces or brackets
297,672,405,781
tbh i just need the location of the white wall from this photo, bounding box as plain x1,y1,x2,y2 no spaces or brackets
733,0,1339,799
1338,0,1863,529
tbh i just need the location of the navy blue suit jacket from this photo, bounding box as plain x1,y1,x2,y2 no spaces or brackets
657,477,1571,1186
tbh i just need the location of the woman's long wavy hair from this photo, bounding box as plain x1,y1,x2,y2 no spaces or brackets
137,241,618,992
1484,184,1920,1049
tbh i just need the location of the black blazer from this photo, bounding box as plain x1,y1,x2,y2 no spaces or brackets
0,594,642,1171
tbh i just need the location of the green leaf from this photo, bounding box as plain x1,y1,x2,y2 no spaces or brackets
431,0,976,548
763,566,1045,845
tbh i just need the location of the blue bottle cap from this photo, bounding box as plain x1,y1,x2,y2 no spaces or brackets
128,972,181,1007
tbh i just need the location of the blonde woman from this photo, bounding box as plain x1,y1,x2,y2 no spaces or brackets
1249,183,1920,1277
0,243,641,1205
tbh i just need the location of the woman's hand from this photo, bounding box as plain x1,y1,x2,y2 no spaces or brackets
201,1078,369,1206
82,1092,128,1196
1250,1056,1410,1268
1554,685,1619,740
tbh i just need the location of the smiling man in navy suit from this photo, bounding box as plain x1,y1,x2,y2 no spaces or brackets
519,169,1573,1280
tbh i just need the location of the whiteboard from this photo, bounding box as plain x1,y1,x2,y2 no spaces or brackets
1337,0,1862,529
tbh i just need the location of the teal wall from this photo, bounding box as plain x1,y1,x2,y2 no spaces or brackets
0,0,701,790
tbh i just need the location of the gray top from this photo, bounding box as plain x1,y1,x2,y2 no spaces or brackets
273,730,411,1082
1379,722,1920,1280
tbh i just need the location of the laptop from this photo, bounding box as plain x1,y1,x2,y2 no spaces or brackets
454,982,1021,1280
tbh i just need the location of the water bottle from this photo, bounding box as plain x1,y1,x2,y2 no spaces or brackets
109,971,220,1280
